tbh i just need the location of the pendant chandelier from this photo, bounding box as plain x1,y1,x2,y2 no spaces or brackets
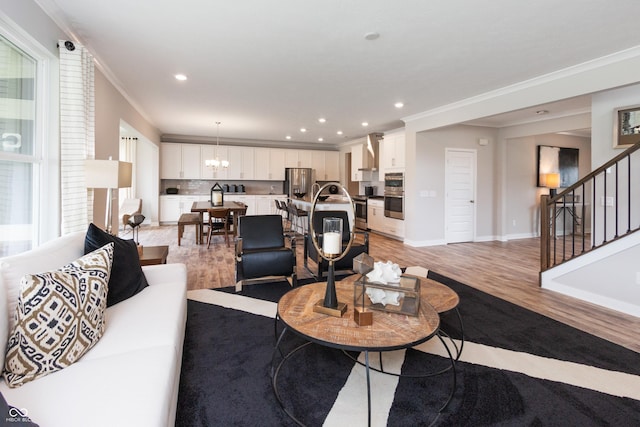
205,121,229,169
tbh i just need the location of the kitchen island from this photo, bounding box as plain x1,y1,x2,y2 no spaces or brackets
289,195,355,229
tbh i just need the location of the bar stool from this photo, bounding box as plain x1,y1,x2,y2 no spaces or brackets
275,199,291,232
287,201,308,235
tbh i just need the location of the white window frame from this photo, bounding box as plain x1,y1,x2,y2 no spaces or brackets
0,14,60,249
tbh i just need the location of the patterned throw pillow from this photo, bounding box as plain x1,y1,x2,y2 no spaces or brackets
3,243,113,388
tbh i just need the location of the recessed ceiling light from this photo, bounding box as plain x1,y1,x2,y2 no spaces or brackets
364,32,380,41
174,74,187,81
318,118,326,123
318,137,324,142
362,122,369,127
285,135,292,140
394,102,404,108
336,131,343,135
300,128,307,133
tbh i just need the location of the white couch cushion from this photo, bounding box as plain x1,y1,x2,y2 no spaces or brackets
0,345,178,427
83,275,187,362
3,243,113,388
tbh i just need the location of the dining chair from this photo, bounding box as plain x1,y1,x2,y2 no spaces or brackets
207,208,231,248
303,210,369,280
235,214,296,292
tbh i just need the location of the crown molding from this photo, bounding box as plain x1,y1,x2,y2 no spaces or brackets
403,45,640,125
35,0,159,131
160,134,339,151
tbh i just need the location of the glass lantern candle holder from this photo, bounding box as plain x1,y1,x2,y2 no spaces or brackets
354,275,421,317
211,182,224,206
322,217,343,258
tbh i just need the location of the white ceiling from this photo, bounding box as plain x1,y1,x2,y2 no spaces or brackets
37,0,640,145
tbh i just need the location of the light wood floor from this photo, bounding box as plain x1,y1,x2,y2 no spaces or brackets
128,224,640,353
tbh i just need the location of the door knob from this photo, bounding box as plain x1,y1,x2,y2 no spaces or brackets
470,200,475,203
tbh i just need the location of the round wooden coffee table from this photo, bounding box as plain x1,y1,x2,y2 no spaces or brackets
272,280,456,426
342,273,465,360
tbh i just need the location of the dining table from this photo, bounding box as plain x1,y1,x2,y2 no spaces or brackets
190,200,248,244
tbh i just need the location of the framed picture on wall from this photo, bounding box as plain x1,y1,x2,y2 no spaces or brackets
537,145,579,188
614,105,640,149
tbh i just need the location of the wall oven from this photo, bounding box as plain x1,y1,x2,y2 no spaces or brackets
384,172,404,195
384,172,404,219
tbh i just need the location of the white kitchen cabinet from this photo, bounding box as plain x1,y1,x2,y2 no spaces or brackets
200,145,228,180
351,143,375,181
255,148,285,181
285,149,313,168
367,199,384,232
297,150,312,168
181,145,201,179
254,148,270,180
255,195,276,215
367,198,403,239
160,195,181,222
161,143,202,179
385,217,405,239
380,132,405,173
227,146,254,180
324,151,339,181
269,149,286,180
311,151,339,181
311,151,325,180
160,144,182,179
351,144,363,181
159,195,199,223
284,149,298,168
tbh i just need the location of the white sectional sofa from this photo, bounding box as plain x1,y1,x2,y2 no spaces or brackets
0,231,187,427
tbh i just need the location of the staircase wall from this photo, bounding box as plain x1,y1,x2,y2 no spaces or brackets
541,232,640,317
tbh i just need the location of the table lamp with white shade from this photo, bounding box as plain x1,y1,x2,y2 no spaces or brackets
85,157,132,235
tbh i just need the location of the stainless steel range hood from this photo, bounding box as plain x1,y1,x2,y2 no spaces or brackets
358,133,382,171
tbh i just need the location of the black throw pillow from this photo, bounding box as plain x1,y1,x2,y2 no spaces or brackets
84,223,149,306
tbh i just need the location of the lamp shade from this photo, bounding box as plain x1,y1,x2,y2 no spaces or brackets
544,173,560,189
85,159,132,189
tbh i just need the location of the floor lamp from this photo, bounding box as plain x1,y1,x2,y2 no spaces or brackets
85,157,132,235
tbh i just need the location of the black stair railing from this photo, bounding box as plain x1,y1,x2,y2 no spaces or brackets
540,142,640,274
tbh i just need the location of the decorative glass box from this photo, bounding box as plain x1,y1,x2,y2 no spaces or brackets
353,275,421,317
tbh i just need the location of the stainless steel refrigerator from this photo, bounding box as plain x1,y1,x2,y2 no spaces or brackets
284,168,314,198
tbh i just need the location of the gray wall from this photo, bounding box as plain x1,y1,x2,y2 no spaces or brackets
411,125,499,244
505,133,591,238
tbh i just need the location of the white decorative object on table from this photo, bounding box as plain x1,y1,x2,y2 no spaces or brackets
365,261,403,306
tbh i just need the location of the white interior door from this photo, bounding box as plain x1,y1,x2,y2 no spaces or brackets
445,149,476,243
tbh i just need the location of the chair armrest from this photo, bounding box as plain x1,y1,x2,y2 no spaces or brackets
235,237,243,259
285,233,296,249
353,230,369,247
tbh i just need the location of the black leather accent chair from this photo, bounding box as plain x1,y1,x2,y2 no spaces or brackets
235,214,297,292
304,210,369,280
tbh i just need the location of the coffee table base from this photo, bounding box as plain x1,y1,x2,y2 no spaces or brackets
271,327,456,427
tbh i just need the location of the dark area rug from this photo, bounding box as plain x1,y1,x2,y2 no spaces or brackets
176,271,640,426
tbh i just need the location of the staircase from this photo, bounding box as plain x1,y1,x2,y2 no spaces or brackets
539,142,640,316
